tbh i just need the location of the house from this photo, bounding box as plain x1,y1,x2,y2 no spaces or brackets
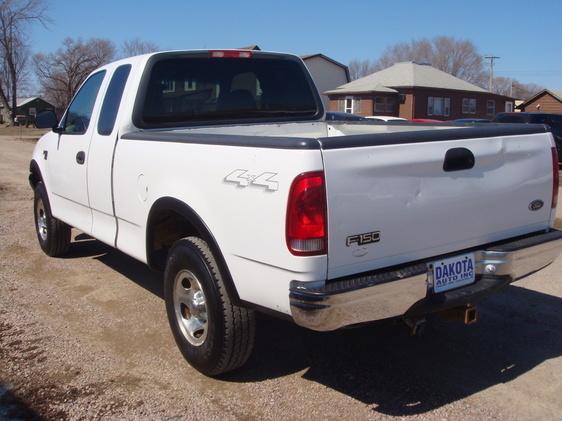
325,61,515,120
517,89,562,114
300,54,350,109
0,96,55,124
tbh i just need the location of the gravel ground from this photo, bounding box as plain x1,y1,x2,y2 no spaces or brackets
1,135,562,420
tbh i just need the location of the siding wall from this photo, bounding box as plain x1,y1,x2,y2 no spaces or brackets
521,92,562,114
303,56,349,110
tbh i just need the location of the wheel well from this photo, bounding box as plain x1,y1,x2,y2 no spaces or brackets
147,208,199,270
29,160,43,189
146,197,241,303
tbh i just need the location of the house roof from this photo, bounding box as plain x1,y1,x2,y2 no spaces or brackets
324,84,398,95
16,97,39,107
328,61,489,95
239,45,261,51
517,89,562,109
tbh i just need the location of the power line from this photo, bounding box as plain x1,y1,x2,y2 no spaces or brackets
484,55,500,92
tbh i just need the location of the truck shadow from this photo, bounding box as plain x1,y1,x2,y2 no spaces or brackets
233,285,562,416
67,236,562,416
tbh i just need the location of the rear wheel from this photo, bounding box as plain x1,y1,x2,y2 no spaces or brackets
33,182,71,257
164,236,255,376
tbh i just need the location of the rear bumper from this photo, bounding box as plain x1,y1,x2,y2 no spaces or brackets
289,229,562,331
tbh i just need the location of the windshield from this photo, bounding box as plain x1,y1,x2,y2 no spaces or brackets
137,55,320,127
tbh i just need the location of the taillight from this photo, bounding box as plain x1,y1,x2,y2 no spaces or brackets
209,50,253,58
286,172,327,256
552,146,559,209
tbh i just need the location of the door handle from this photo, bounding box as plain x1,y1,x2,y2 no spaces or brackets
443,147,475,172
76,151,86,165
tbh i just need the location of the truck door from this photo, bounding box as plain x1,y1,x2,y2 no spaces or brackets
47,71,106,234
87,64,132,246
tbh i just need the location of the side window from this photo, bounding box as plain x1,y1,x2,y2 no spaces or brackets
98,65,132,135
63,71,106,134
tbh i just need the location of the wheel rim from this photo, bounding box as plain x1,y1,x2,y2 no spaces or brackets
36,198,48,241
173,269,208,346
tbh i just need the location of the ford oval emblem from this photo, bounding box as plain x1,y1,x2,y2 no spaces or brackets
529,200,544,211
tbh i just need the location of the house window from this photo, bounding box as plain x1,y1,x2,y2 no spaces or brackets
462,98,477,114
505,102,514,112
184,80,197,91
344,97,361,114
374,96,395,113
162,80,175,93
28,107,36,116
428,97,450,117
486,100,496,116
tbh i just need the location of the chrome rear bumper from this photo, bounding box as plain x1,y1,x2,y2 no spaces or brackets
290,229,562,331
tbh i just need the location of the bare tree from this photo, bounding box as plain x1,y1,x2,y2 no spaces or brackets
0,0,47,123
489,76,543,99
348,59,376,80
121,38,159,57
34,37,116,111
372,36,486,86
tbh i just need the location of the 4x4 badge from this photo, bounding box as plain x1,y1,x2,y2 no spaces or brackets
224,169,279,191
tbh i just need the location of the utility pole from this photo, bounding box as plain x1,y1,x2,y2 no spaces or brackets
484,55,500,92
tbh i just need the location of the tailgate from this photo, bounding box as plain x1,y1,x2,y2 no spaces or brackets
322,131,555,279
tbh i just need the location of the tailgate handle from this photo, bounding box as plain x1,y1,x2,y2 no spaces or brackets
443,147,475,172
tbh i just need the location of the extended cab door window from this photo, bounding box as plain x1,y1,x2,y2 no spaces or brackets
98,64,132,135
62,71,106,134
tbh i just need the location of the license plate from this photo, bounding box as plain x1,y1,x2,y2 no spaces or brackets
431,253,476,293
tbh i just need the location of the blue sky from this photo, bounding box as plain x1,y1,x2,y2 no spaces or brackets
29,0,562,89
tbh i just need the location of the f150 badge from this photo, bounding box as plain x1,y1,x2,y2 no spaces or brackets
346,231,381,247
224,169,279,191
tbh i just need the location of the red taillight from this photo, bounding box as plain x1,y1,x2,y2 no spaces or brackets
286,172,327,256
209,50,253,58
552,146,559,209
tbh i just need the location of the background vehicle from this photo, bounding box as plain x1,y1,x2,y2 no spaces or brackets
365,115,407,122
325,111,367,121
30,50,562,376
494,112,562,161
453,118,491,123
410,118,444,123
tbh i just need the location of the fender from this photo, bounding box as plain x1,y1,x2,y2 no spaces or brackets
146,197,241,304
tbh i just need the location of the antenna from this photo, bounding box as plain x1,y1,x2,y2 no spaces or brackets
484,55,500,92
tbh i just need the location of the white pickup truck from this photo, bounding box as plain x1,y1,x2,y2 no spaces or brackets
30,49,562,376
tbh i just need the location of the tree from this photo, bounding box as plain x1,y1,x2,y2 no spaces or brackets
372,36,486,86
489,76,543,99
348,58,376,80
0,0,47,124
121,38,159,57
34,37,116,111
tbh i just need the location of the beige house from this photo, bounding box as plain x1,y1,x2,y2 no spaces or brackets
300,54,350,109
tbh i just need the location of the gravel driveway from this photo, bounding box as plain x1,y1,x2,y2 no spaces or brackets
1,135,562,420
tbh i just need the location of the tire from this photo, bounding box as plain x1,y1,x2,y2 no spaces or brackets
164,236,255,376
33,182,71,257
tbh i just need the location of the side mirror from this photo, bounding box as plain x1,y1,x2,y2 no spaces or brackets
35,110,61,132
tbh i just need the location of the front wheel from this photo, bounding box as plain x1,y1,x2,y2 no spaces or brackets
164,237,255,376
33,182,71,257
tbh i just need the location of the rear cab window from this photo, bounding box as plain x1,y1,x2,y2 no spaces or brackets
133,52,322,128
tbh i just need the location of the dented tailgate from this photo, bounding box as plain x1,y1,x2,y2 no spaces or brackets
321,130,555,279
